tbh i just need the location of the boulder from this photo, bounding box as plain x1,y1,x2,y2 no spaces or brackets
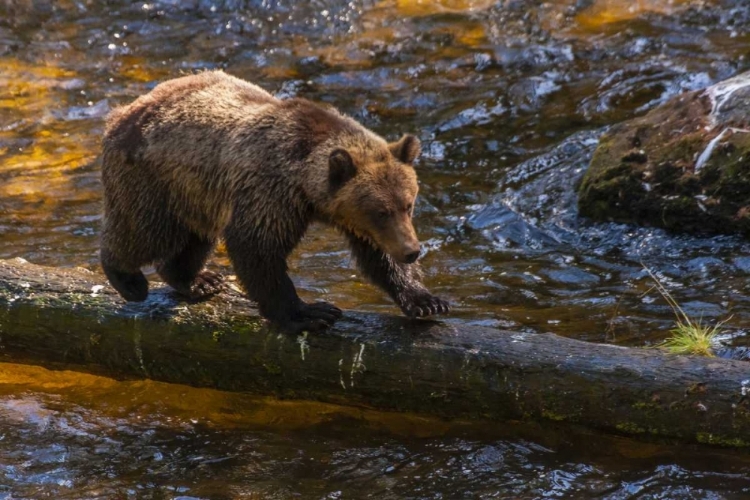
578,71,750,236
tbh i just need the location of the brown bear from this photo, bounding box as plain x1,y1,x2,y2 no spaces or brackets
100,70,449,333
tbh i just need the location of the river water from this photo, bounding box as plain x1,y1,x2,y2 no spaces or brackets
1,0,750,497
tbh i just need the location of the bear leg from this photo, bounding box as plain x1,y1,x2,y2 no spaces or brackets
101,247,149,302
156,233,223,300
346,233,449,318
224,231,341,334
240,260,340,333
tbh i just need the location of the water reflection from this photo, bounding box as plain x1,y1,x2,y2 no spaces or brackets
1,363,749,499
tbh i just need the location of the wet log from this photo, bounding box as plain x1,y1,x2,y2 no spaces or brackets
0,257,749,447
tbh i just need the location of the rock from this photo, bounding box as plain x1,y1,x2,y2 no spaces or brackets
578,71,750,237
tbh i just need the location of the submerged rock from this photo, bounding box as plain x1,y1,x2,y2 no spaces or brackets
578,71,750,237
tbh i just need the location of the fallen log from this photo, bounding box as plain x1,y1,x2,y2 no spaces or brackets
0,257,749,447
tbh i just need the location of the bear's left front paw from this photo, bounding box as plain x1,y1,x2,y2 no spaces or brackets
297,301,343,324
401,293,450,318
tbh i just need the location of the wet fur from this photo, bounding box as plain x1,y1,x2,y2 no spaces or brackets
100,70,448,332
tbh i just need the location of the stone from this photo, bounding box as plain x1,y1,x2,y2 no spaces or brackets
578,71,750,237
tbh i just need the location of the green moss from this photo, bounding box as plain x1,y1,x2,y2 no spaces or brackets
230,320,266,336
660,196,707,232
578,172,646,223
660,134,704,165
541,410,566,422
616,422,647,434
631,401,662,417
577,87,750,238
262,362,282,375
696,432,750,448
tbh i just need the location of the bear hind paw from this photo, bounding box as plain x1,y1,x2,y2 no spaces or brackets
104,268,149,302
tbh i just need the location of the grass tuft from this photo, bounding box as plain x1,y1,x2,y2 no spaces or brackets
643,266,728,357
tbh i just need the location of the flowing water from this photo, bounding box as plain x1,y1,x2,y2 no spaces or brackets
2,0,750,497
2,363,750,499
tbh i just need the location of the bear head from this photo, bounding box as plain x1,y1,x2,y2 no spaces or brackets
327,133,423,264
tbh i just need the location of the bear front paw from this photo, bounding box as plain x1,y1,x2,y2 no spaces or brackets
401,292,450,318
275,301,343,334
297,301,343,324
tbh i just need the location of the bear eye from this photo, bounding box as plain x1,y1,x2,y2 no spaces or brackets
378,210,390,220
405,203,413,212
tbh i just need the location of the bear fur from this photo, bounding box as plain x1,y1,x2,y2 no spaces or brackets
100,70,449,333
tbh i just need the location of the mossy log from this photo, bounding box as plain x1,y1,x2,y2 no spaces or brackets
1,258,749,447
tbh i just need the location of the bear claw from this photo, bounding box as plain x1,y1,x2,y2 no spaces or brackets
402,293,450,318
182,270,225,300
296,301,343,324
272,301,343,335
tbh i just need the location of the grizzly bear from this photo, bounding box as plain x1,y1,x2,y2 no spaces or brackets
100,70,449,333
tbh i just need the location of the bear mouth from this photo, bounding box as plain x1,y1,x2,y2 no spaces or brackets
335,223,388,255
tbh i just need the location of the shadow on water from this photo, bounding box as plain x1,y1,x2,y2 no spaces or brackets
2,0,750,497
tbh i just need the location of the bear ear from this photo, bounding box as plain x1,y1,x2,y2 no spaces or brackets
329,148,356,190
389,134,421,165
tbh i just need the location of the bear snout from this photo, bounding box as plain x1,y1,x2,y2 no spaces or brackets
403,246,421,264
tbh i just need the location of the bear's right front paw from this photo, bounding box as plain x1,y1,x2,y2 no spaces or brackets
401,292,450,318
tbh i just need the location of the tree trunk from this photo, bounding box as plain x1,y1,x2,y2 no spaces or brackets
0,257,749,447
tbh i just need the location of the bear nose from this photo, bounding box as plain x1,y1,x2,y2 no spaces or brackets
404,249,420,264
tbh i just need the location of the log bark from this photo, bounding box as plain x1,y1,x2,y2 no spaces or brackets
0,257,749,447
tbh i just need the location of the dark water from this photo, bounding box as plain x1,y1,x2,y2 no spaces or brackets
2,0,750,497
2,363,750,499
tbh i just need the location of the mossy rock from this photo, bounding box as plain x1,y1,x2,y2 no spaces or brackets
578,71,750,237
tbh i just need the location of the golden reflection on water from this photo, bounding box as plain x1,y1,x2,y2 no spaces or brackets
115,55,172,83
5,360,750,474
0,58,96,207
390,0,497,17
575,0,692,30
0,362,459,437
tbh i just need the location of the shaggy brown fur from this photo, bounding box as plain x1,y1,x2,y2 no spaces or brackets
100,70,449,333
